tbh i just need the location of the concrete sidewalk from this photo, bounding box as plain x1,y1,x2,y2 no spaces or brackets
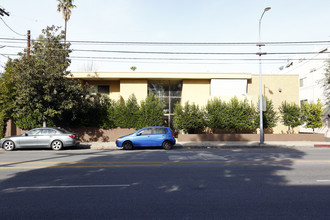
84,141,330,150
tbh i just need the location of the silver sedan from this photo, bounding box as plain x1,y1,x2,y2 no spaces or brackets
0,127,80,151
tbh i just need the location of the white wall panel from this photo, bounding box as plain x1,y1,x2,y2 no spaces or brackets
211,79,247,97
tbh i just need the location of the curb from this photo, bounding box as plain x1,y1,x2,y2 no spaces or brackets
314,144,330,148
85,141,322,150
0,142,327,151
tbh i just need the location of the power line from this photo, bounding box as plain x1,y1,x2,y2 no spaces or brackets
6,44,330,56
0,17,26,37
0,37,330,46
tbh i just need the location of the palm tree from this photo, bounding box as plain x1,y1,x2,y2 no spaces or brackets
57,0,76,42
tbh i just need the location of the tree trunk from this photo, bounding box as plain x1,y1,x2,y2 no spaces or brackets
64,20,67,43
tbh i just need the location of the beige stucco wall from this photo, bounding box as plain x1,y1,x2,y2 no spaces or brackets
247,74,299,134
181,79,210,106
120,79,148,102
73,72,299,134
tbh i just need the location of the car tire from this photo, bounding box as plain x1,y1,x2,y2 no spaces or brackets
3,140,15,151
122,141,133,150
163,141,173,150
51,140,63,151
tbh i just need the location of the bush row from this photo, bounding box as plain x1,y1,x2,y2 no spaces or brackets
174,98,323,134
78,95,323,134
1,94,323,138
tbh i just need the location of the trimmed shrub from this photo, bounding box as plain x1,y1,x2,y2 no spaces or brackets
173,102,205,133
227,97,257,132
136,93,165,129
205,98,230,132
301,100,323,133
279,101,303,133
113,94,140,128
255,97,279,130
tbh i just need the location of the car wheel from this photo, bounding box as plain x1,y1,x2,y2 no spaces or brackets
122,141,133,150
163,141,173,150
3,140,15,151
51,140,63,151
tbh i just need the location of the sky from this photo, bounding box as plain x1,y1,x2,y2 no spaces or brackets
0,0,330,74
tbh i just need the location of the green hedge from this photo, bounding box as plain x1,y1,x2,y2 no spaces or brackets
174,97,285,134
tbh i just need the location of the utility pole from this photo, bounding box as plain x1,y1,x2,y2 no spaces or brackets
27,30,31,59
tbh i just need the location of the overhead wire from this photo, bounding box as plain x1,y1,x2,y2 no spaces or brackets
0,37,329,67
0,37,330,46
2,44,330,56
0,17,26,37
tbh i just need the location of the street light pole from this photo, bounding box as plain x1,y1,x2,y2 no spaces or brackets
257,7,271,145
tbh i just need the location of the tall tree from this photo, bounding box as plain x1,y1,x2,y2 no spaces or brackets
57,0,76,42
0,66,17,138
5,26,85,128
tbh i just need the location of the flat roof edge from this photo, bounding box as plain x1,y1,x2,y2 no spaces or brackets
70,72,252,80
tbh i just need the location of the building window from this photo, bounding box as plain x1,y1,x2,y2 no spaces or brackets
89,85,110,95
300,78,306,87
148,80,182,127
97,85,110,95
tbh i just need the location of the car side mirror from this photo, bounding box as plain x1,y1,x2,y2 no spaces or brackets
136,133,142,136
25,133,28,136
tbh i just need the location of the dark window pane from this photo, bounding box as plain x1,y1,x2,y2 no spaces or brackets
148,80,182,118
98,85,110,95
148,81,169,97
154,128,167,134
170,81,182,97
170,98,181,114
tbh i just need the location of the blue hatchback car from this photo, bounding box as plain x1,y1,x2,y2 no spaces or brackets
116,126,176,150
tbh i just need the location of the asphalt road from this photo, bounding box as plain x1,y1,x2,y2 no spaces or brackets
1,147,330,220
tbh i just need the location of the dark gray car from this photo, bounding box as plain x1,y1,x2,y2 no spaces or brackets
0,127,80,151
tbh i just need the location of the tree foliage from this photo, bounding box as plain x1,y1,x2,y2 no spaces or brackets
255,97,279,129
227,97,257,132
0,67,17,138
301,100,323,133
173,102,205,133
279,101,303,133
323,60,330,114
205,98,229,131
76,95,114,129
113,94,140,128
136,93,165,129
5,26,85,129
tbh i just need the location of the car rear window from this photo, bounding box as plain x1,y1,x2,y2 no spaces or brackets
54,128,70,134
154,128,168,134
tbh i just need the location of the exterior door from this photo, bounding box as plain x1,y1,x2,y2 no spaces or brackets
134,128,153,146
37,129,53,147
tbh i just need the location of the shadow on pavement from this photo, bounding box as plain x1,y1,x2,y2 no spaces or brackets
0,147,330,219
